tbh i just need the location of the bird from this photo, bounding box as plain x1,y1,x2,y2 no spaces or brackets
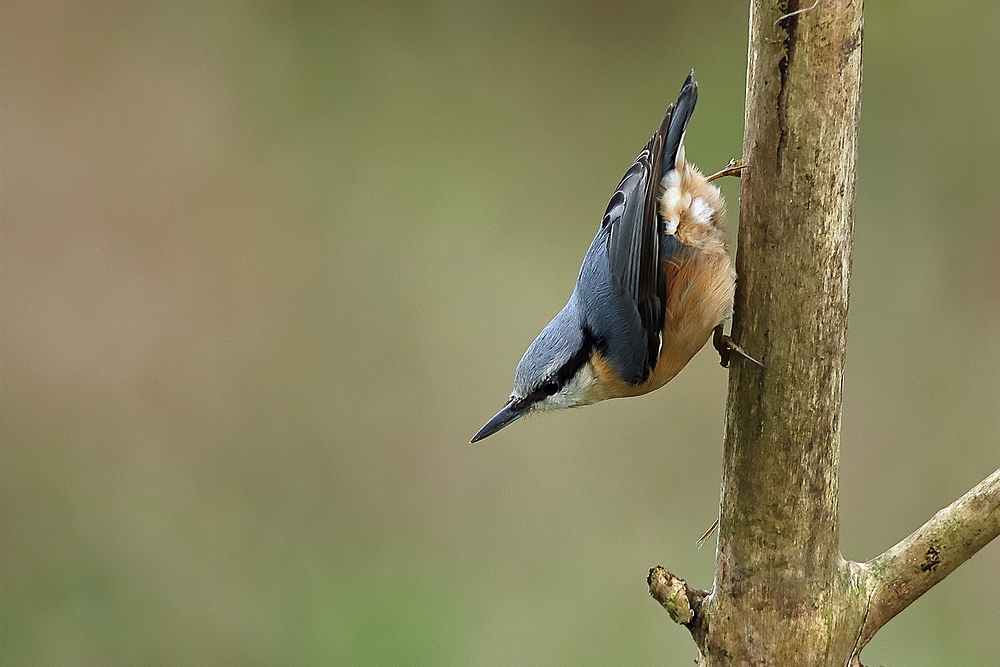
471,71,758,444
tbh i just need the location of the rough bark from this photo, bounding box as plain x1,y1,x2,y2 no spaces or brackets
705,2,865,663
646,1,1000,665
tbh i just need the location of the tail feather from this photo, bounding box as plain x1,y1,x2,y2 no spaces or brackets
658,70,698,175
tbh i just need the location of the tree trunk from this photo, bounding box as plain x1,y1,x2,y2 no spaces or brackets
711,0,864,662
648,1,1000,665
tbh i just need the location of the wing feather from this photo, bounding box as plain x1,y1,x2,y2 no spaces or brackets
594,74,699,383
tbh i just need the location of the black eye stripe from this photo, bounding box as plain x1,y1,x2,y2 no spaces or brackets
531,328,595,401
554,327,595,385
525,328,596,406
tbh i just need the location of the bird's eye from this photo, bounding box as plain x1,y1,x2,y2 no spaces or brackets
541,380,559,395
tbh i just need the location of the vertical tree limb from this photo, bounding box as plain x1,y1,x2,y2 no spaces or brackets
646,2,1000,664
705,0,864,662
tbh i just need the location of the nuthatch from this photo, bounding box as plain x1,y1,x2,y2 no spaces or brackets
472,72,757,443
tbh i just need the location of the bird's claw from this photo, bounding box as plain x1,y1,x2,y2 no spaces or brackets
706,158,749,183
712,324,764,368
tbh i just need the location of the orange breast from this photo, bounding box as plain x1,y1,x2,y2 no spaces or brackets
587,165,735,403
650,248,734,388
589,247,734,400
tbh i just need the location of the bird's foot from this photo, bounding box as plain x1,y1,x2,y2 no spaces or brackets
712,324,764,368
706,159,748,183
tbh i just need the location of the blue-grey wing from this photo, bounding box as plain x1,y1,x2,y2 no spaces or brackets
597,134,665,383
577,227,651,384
581,74,699,385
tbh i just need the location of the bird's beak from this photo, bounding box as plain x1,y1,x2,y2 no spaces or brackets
471,398,527,443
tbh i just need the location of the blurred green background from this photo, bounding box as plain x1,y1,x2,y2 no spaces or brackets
4,1,999,665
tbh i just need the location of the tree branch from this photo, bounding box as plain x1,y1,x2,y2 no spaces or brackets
645,2,1000,663
856,467,1000,649
647,567,706,624
647,566,710,653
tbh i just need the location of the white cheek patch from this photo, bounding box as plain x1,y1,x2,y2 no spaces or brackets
535,362,597,411
690,197,714,225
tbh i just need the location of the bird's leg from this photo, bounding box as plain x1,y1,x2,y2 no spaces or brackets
712,324,732,368
713,324,764,368
706,158,748,183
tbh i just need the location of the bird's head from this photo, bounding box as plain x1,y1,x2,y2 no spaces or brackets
471,297,601,443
